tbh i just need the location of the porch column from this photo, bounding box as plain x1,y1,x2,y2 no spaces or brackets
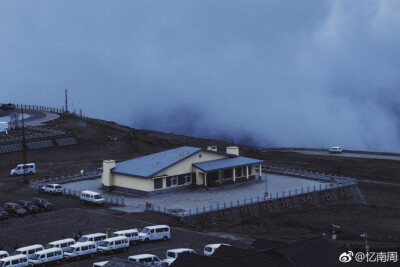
233,168,236,183
259,163,262,178
204,173,207,187
246,166,249,181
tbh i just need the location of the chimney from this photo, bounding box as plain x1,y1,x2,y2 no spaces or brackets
102,159,116,187
226,146,239,156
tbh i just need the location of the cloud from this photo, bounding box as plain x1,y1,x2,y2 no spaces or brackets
0,0,399,152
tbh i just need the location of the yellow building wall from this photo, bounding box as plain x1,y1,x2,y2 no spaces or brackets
112,173,153,192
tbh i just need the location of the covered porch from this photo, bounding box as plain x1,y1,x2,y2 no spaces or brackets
193,157,264,187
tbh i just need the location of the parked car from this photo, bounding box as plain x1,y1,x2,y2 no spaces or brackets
31,198,53,211
80,190,104,205
128,254,162,266
28,248,63,266
111,229,139,245
0,208,8,220
139,225,170,242
10,163,36,176
203,243,230,256
164,248,197,265
97,236,129,254
328,146,342,153
3,202,27,217
17,200,39,214
41,184,63,195
0,251,9,259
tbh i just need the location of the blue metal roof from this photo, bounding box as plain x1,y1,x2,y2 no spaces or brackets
111,146,202,178
193,156,264,172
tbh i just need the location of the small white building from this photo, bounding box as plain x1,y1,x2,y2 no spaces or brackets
102,146,264,196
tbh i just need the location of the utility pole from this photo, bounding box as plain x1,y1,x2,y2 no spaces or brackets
65,89,68,113
264,150,268,197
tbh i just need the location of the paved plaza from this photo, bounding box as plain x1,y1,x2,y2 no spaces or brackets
63,174,326,212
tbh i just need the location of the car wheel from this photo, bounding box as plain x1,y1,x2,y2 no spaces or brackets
12,173,17,176
145,238,149,243
50,191,53,195
76,256,80,261
123,247,127,252
90,253,94,258
29,171,33,175
163,236,168,241
110,250,114,255
56,260,60,265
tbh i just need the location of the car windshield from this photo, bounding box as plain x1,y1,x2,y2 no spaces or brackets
167,252,176,258
15,205,23,209
64,247,75,253
26,202,33,207
141,228,150,233
99,241,109,247
0,261,5,267
55,186,62,189
12,251,22,255
94,195,103,199
45,244,54,249
79,237,89,242
205,247,212,252
111,233,118,237
30,254,40,260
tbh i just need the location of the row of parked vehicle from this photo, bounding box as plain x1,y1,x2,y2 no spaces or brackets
0,198,53,219
94,243,230,266
0,225,171,267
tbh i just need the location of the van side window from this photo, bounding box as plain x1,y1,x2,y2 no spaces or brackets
12,259,19,264
90,245,95,249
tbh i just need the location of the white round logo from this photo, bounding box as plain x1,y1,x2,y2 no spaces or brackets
339,251,353,263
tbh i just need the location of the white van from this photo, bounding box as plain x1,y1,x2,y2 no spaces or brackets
111,229,139,245
63,241,97,260
139,225,170,242
10,163,36,176
93,261,108,267
166,248,196,259
0,255,28,267
80,190,104,205
28,248,63,266
97,236,129,254
128,254,162,266
328,146,342,153
78,233,108,246
45,238,76,252
0,251,8,259
12,245,44,259
203,243,230,256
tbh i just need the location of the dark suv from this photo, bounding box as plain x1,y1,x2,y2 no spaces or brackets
31,198,53,211
4,202,28,217
17,200,39,214
0,208,8,220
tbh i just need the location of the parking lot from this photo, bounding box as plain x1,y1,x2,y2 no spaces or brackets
0,202,247,266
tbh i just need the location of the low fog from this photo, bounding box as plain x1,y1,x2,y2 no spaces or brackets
1,1,399,152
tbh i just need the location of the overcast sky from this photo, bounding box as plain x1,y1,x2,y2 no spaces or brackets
1,1,400,152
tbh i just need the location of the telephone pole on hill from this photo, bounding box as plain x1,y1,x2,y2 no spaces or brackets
65,89,68,113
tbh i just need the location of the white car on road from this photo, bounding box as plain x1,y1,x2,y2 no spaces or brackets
42,184,63,194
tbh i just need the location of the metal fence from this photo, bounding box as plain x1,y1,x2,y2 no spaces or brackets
29,170,102,188
263,165,356,183
147,167,358,218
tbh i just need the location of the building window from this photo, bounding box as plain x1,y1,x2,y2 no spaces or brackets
171,176,178,186
248,166,252,175
184,174,192,184
154,178,163,190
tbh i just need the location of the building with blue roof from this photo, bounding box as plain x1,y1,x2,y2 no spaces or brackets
102,146,264,196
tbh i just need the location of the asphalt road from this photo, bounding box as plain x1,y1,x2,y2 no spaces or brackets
281,150,400,161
